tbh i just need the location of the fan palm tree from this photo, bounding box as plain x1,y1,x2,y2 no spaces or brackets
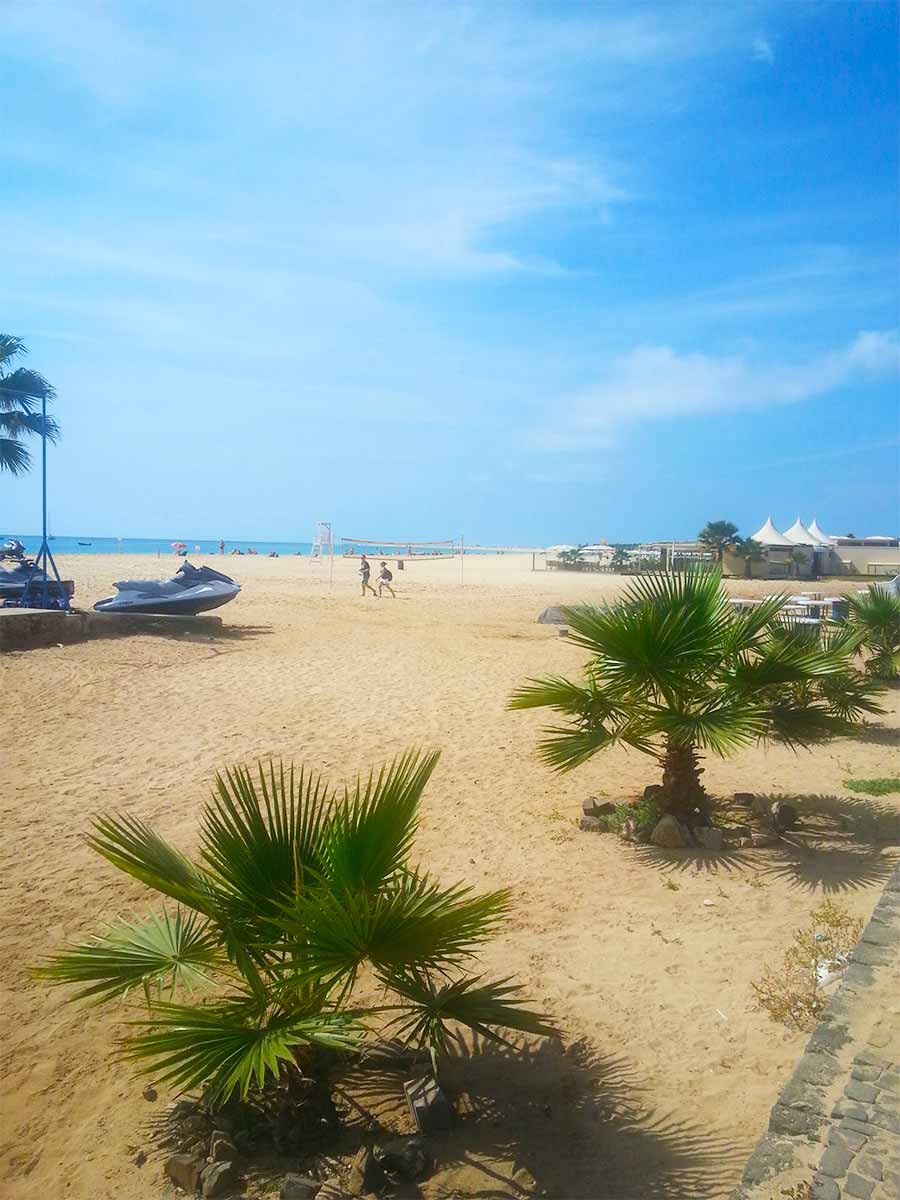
845,586,900,679
787,548,808,580
697,520,739,563
0,335,58,475
509,570,881,826
731,537,764,579
38,751,552,1104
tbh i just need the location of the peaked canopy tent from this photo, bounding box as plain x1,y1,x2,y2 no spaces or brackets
751,516,795,547
808,519,835,546
783,517,818,546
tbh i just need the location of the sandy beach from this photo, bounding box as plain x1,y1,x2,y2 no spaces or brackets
2,552,897,1200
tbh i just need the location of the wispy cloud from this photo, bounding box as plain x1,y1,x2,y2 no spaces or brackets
527,331,900,451
752,35,774,65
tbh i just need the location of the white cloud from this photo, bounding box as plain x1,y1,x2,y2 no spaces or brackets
527,331,900,451
752,35,774,64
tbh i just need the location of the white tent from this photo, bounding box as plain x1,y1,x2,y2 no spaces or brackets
783,517,816,545
751,516,794,547
808,518,835,546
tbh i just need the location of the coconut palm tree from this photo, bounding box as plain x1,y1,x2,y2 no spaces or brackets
731,537,764,579
509,570,881,827
0,336,58,475
845,586,900,679
697,520,739,563
38,751,552,1104
610,547,629,571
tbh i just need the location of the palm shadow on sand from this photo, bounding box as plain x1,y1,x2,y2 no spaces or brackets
342,1034,747,1200
628,792,898,894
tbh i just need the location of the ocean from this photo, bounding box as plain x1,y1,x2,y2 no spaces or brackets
5,535,315,556
3,535,461,557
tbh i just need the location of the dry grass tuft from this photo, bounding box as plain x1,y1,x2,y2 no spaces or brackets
752,900,863,1031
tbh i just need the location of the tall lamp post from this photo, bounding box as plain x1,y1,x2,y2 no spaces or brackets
17,390,69,611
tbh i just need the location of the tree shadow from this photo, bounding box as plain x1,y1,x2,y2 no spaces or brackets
628,793,897,895
340,1034,747,1199
844,722,900,746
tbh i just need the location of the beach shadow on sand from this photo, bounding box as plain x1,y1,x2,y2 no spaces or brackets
629,792,898,895
338,1034,746,1199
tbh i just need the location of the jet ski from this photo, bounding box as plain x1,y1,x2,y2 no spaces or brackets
93,561,240,616
0,558,37,599
0,558,72,606
0,538,27,561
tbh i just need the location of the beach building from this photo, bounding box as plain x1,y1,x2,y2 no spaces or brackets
722,517,899,579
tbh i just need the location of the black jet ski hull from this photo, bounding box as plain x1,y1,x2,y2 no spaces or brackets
93,562,240,616
94,587,238,616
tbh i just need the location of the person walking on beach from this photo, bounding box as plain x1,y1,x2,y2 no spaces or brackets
359,553,377,597
377,560,396,598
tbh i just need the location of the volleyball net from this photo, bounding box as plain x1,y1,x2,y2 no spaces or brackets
340,536,459,558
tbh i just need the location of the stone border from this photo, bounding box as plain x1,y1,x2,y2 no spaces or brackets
733,863,900,1198
0,608,224,651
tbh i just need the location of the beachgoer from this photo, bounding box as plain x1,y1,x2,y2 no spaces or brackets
359,554,377,597
378,561,395,598
219,539,225,554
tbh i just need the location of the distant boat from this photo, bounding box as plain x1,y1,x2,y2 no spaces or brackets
78,541,92,546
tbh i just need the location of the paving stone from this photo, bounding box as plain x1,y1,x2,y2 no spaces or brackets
828,1125,868,1152
852,1065,883,1083
855,1156,883,1182
812,1177,841,1200
869,1107,900,1135
879,1072,899,1093
819,1145,854,1177
861,920,900,946
846,1082,880,1104
855,1051,890,1070
769,1101,826,1137
834,1100,870,1121
841,1117,876,1136
844,1172,876,1199
853,943,895,967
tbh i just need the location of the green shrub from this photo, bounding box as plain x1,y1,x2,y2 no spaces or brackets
607,794,660,835
845,776,900,796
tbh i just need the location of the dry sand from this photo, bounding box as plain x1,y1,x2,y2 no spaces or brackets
2,553,898,1199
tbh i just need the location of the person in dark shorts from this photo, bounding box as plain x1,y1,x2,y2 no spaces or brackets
378,561,396,598
359,554,377,597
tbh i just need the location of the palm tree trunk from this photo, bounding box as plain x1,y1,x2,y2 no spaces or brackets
659,739,709,825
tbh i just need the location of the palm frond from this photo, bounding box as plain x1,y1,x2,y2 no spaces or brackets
201,760,331,921
278,874,511,988
36,907,222,1003
122,998,364,1100
0,334,25,368
648,700,768,756
321,750,440,892
382,967,556,1061
87,813,215,915
0,435,30,474
0,366,56,410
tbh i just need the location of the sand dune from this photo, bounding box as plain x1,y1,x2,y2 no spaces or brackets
2,553,897,1198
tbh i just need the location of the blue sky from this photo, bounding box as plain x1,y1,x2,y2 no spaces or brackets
2,0,898,544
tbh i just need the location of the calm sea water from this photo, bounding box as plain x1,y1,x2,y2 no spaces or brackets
4,535,461,557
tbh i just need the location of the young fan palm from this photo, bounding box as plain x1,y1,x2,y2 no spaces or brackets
731,537,764,579
510,570,881,825
39,751,552,1103
0,335,58,475
845,586,900,679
